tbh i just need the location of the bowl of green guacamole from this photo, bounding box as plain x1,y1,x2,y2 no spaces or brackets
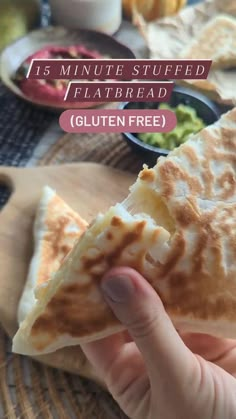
120,86,220,164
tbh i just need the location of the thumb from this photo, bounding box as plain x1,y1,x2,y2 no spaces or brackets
101,267,195,380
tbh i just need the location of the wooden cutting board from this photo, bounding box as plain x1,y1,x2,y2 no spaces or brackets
0,162,135,380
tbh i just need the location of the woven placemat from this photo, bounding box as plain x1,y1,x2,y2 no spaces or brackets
38,131,145,173
0,329,126,419
1,130,145,419
0,81,55,208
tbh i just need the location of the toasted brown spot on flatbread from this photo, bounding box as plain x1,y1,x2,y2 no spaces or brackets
169,272,188,293
174,202,199,227
151,228,162,243
192,229,208,273
111,216,123,227
61,245,72,254
31,315,56,337
181,145,199,166
31,281,119,347
82,253,105,270
139,168,155,183
158,233,185,278
217,172,236,200
159,160,203,199
108,221,146,265
106,231,114,240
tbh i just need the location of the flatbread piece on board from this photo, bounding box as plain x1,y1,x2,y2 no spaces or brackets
13,108,236,355
180,15,236,69
17,186,88,324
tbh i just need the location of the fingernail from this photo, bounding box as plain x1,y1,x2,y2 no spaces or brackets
101,275,134,303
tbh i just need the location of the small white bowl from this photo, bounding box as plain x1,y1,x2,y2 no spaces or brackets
49,0,122,35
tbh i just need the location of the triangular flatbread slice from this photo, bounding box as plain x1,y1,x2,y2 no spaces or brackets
17,186,88,324
13,108,236,355
180,15,236,69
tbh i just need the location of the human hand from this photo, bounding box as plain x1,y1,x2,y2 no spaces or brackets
81,267,236,419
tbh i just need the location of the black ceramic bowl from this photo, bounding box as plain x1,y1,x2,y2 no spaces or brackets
120,86,221,165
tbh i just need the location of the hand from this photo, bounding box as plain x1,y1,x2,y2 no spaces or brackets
81,267,236,419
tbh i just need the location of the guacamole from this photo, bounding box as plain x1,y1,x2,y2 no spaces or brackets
138,103,206,151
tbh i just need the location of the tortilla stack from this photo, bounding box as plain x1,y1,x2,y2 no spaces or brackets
180,15,236,69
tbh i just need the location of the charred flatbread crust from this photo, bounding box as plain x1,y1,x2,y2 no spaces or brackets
13,108,236,355
17,186,88,324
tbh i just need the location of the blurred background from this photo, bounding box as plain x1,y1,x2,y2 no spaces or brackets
0,0,203,207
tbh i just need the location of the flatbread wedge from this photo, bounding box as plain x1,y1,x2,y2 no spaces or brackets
13,108,236,355
17,186,88,324
180,15,236,69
